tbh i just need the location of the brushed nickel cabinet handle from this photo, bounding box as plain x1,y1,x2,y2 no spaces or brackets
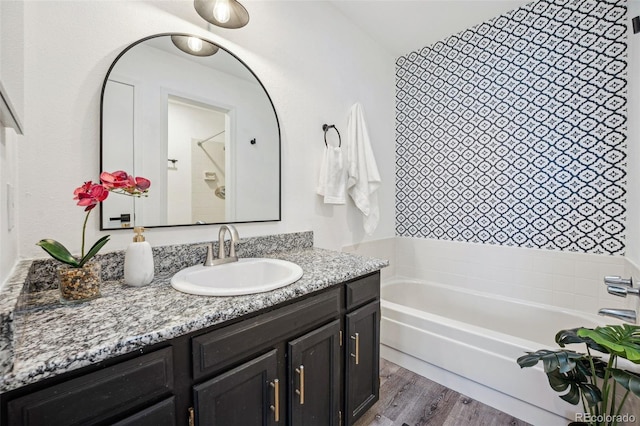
270,379,280,422
295,365,305,404
350,332,360,365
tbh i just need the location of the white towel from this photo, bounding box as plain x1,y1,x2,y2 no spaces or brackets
347,103,381,235
316,145,346,204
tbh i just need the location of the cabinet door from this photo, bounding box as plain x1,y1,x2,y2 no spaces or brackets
345,301,380,425
288,320,341,425
193,349,279,426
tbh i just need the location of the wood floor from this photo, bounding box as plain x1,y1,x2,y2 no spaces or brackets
354,358,531,426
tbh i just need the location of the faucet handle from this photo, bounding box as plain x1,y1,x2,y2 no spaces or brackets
604,276,632,287
198,243,215,266
607,285,629,297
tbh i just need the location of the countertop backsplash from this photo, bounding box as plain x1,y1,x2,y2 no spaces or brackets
22,231,314,294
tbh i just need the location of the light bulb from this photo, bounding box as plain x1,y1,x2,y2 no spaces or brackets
212,0,231,23
187,37,203,52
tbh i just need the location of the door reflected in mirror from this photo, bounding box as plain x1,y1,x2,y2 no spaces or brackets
167,96,228,224
100,34,281,230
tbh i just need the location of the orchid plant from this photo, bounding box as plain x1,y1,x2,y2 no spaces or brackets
37,171,150,268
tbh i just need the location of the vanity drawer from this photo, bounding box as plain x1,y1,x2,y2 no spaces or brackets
7,347,173,426
192,288,340,380
345,272,380,311
112,397,176,426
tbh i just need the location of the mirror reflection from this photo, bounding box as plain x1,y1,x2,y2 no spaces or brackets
100,34,281,229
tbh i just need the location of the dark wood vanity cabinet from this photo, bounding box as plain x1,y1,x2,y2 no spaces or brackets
288,320,341,425
344,273,381,425
193,320,342,426
345,302,380,424
193,349,279,425
4,347,176,426
1,272,380,426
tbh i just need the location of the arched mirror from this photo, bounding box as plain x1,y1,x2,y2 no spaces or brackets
100,33,281,229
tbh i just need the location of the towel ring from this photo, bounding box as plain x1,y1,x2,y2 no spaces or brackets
322,124,341,148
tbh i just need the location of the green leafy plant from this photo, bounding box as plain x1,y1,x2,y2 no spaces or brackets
517,325,640,426
37,171,150,268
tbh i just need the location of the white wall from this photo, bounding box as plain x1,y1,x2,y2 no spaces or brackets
346,236,638,317
0,127,19,286
16,1,396,260
0,0,23,286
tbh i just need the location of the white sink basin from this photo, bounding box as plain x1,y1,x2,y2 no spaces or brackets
170,258,303,296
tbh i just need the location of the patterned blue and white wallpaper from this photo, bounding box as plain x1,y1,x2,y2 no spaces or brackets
395,0,628,255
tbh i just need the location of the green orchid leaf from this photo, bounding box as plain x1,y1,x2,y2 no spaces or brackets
612,368,640,397
36,239,79,267
78,235,110,268
578,325,640,362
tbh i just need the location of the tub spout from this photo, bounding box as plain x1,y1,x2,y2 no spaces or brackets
598,308,636,324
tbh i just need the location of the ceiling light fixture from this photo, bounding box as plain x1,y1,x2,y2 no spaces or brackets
171,35,219,56
194,0,249,29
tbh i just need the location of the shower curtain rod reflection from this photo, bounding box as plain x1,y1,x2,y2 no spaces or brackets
196,130,225,146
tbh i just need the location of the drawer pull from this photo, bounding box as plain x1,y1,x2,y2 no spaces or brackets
270,379,280,422
188,407,195,426
295,365,305,404
350,332,360,365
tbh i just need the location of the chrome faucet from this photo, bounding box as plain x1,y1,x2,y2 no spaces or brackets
598,308,637,324
218,224,239,261
203,224,240,266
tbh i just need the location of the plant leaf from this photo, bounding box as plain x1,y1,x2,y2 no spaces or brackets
36,239,79,267
78,235,110,268
547,368,571,393
547,369,602,406
578,383,602,407
556,328,608,353
559,385,580,405
517,349,583,373
556,328,589,347
578,325,640,362
612,368,640,397
518,349,603,407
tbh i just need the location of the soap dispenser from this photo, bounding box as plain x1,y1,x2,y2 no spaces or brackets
124,227,154,286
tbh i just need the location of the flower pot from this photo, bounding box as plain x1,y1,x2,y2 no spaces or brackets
57,262,101,303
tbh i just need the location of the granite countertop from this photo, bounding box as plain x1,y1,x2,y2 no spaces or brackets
0,236,387,393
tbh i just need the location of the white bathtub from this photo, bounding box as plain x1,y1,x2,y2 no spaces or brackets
380,278,624,426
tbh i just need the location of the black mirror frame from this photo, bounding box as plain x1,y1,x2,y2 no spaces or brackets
99,33,281,230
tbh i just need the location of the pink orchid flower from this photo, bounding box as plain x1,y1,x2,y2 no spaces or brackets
100,170,131,189
73,181,109,211
135,177,151,191
100,171,151,195
38,171,151,268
